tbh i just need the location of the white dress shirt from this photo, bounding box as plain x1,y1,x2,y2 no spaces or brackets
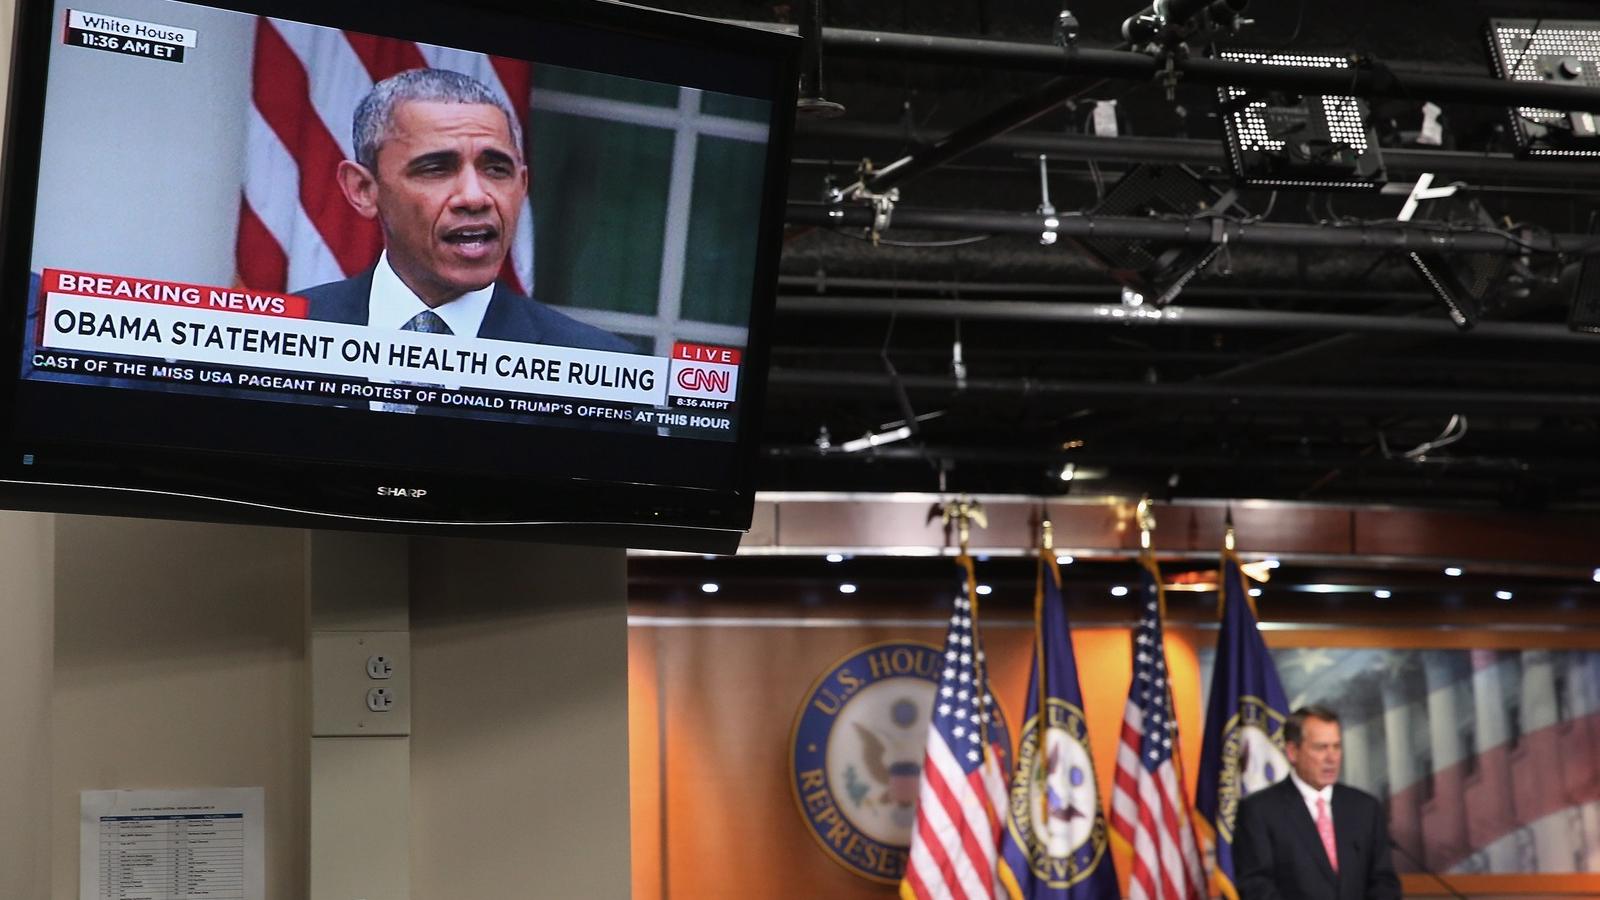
367,250,493,337
1288,768,1335,825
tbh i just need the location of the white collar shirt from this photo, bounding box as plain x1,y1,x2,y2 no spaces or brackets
1288,768,1335,824
367,250,494,338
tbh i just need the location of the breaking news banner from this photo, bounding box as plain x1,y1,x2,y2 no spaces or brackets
30,269,743,437
64,9,196,63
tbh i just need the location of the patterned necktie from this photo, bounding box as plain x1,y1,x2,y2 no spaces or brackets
382,310,453,412
402,309,453,335
1316,796,1339,874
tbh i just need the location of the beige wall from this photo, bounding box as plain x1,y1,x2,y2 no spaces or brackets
410,537,632,900
0,511,54,900
0,513,630,898
50,516,311,900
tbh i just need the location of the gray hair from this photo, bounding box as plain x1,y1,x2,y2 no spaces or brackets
351,68,523,171
1285,705,1341,745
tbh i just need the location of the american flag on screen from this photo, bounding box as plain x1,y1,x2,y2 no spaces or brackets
901,558,1013,900
235,18,534,295
1109,555,1207,900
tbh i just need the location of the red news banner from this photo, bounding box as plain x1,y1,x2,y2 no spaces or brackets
36,269,743,427
44,269,309,318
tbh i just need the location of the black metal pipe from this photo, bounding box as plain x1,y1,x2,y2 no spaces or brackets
820,27,1600,113
774,294,1597,341
767,368,1600,414
761,443,1586,474
786,202,1588,254
798,0,824,101
776,274,1434,304
795,120,1600,185
861,76,1109,195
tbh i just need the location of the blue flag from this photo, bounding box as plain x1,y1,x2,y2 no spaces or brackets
1195,551,1292,899
999,559,1119,899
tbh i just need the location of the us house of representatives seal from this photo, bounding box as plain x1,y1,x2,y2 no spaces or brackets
1217,695,1291,842
790,641,945,884
1004,697,1108,887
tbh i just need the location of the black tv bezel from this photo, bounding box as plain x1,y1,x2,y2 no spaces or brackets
0,0,798,553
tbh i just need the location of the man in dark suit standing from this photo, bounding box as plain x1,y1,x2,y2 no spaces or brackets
298,68,630,353
1235,705,1403,900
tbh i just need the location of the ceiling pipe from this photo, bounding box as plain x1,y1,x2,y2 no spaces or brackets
766,368,1600,414
817,27,1600,113
774,294,1595,341
776,275,1435,304
854,75,1110,196
796,120,1600,185
786,203,1588,254
761,443,1588,474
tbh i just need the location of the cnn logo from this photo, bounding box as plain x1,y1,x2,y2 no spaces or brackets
675,366,731,394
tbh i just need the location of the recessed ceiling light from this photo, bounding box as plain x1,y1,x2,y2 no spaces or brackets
1374,589,1392,599
1496,590,1514,601
838,583,857,594
1056,554,1075,565
1444,567,1463,577
1264,558,1281,569
976,584,993,596
700,582,719,594
1111,585,1129,597
1248,588,1262,597
825,553,844,563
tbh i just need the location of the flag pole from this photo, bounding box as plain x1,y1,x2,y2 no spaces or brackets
942,496,992,750
1036,510,1054,830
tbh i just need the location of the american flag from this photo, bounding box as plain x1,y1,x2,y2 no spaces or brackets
901,560,1013,900
1109,555,1207,900
236,18,534,295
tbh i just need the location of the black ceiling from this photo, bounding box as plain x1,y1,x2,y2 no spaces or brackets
678,0,1600,508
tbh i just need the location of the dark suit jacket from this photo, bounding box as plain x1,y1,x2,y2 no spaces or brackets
1235,778,1402,900
298,269,635,353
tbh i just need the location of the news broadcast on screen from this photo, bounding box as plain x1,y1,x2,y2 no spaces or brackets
23,0,772,443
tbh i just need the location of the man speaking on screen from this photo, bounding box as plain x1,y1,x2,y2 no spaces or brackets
299,68,632,353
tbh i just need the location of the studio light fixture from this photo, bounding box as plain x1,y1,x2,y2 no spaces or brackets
837,425,913,453
1216,50,1386,190
1567,212,1600,333
1068,164,1231,307
1486,19,1600,158
1397,173,1513,330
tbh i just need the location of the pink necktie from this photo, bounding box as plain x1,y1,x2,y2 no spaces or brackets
1316,796,1339,873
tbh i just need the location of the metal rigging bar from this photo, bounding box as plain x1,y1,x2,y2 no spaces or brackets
820,27,1600,113
787,203,1586,254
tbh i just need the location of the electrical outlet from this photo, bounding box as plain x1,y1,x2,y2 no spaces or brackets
366,687,395,712
367,655,393,679
312,631,409,736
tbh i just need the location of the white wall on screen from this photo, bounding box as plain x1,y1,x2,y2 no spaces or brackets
32,0,253,284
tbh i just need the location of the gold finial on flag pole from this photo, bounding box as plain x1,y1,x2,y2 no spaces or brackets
931,495,988,554
1224,504,1236,552
1137,495,1156,552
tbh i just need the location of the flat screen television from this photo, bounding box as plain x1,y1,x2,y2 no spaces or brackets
0,0,798,552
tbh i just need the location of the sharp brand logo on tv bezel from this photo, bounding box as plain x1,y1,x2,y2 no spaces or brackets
376,486,428,499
